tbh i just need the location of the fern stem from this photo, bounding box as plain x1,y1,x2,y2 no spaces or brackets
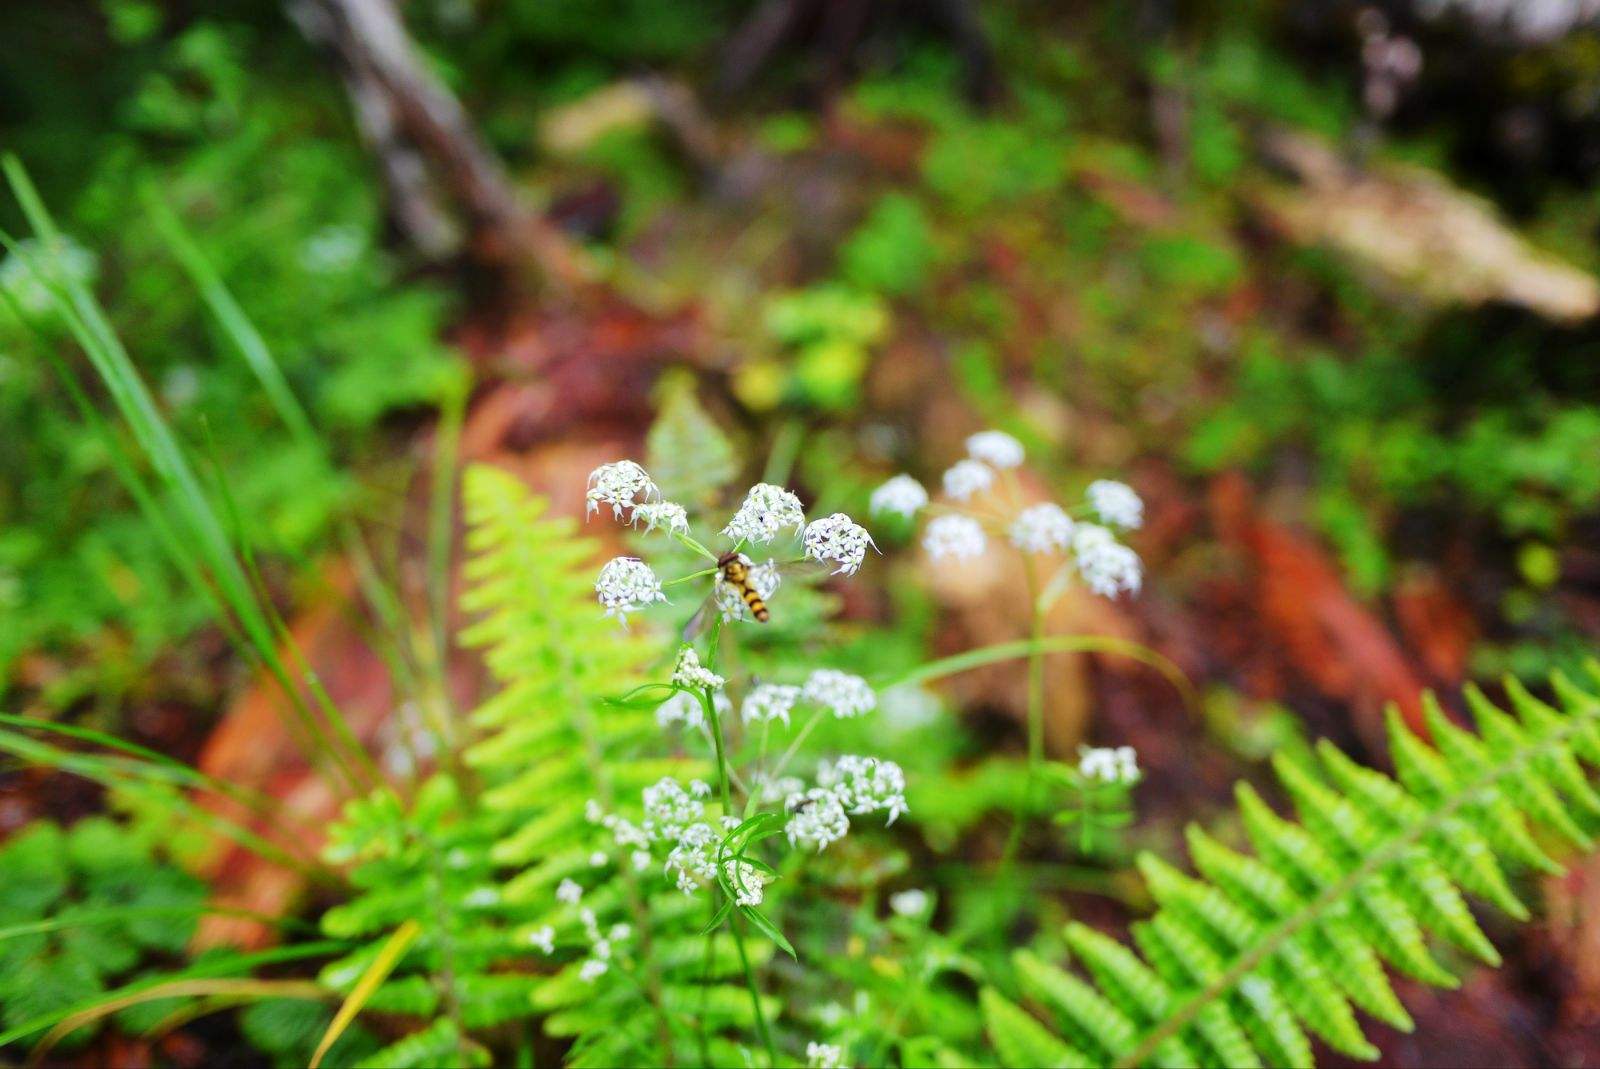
1115,698,1600,1067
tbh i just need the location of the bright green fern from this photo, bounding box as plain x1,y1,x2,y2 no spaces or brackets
982,672,1600,1068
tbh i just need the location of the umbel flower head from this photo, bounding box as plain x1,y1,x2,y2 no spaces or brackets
923,514,986,561
801,669,876,719
723,483,806,544
1009,502,1075,554
1087,479,1143,530
804,513,876,575
869,474,928,519
876,433,1146,600
671,645,724,691
965,429,1025,469
584,461,875,624
587,460,657,520
1078,744,1140,785
941,458,994,501
595,557,667,621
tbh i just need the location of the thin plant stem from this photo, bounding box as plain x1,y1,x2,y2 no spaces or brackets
700,684,778,1064
768,708,827,784
998,556,1046,874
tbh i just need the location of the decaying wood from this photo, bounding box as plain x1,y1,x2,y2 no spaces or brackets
288,0,588,288
1255,126,1600,322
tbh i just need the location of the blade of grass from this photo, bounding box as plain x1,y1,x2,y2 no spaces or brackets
0,729,320,875
310,918,421,1068
142,185,319,448
0,712,318,845
0,940,344,1047
29,978,328,1063
879,634,1197,712
2,158,373,793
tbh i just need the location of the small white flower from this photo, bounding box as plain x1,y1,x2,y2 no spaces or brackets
758,774,806,803
965,430,1025,469
1078,745,1140,785
595,557,667,621
632,500,690,535
671,645,725,690
870,475,928,518
1009,502,1075,553
609,923,632,941
713,555,782,622
890,889,930,917
665,822,719,893
689,779,712,798
631,850,652,872
742,683,802,726
724,858,770,907
807,1041,845,1069
587,460,657,520
1086,480,1143,530
941,458,994,501
923,514,987,561
723,483,806,544
818,755,908,825
642,778,706,835
785,789,851,852
1073,525,1142,599
464,887,500,908
585,799,604,824
556,878,583,905
803,513,876,575
656,689,708,731
526,925,555,954
579,959,609,983
590,851,608,867
802,669,876,719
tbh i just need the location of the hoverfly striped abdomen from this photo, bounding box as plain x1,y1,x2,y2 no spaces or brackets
717,551,771,623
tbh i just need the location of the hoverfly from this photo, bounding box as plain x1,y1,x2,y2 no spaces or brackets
681,551,817,639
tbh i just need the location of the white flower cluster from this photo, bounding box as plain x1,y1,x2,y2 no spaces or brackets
869,474,928,518
0,236,96,316
1078,745,1140,785
632,500,689,535
585,461,874,624
742,670,876,726
889,888,929,917
595,556,667,622
593,777,773,904
656,689,730,732
1086,479,1143,530
671,645,724,690
587,460,658,520
868,433,1145,599
807,1042,845,1069
1072,525,1141,599
941,458,994,501
533,876,632,983
801,669,876,719
1008,502,1074,554
742,683,802,726
574,905,632,984
723,483,805,544
804,513,877,575
923,514,986,561
784,755,908,852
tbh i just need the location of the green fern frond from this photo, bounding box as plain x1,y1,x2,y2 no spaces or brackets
987,673,1600,1068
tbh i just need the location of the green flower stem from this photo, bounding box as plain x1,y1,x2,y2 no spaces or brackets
700,684,778,1065
675,532,721,562
768,708,827,785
